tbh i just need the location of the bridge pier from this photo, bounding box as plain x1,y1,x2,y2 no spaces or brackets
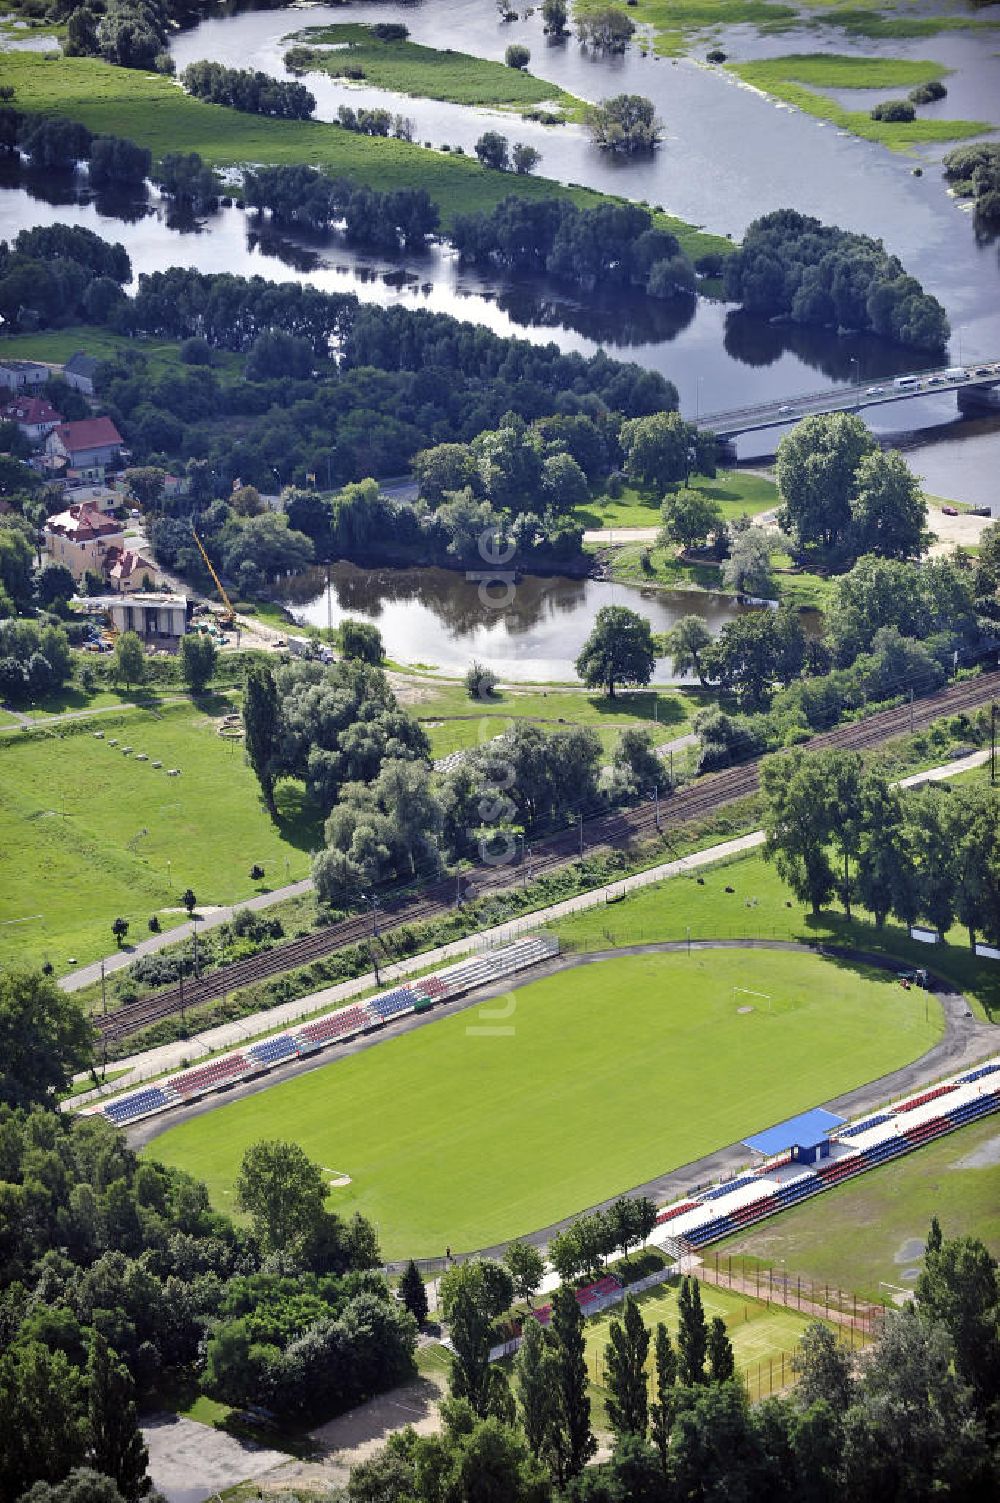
957,383,1000,416
716,437,738,465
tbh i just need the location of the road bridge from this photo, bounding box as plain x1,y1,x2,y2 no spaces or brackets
697,361,1000,451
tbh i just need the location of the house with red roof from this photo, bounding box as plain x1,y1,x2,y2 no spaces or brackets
106,546,160,594
0,395,63,444
45,416,124,478
44,501,124,581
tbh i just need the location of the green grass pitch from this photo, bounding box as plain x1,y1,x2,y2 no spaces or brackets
147,948,942,1259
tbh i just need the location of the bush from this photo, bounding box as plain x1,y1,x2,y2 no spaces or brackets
466,660,499,700
908,80,946,105
870,99,916,123
706,48,727,63
505,43,530,69
372,22,409,41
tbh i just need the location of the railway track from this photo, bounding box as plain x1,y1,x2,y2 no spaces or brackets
95,670,999,1043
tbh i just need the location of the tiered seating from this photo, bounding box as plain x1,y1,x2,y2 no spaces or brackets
104,1086,174,1124
703,1173,757,1201
838,1112,894,1139
369,986,419,1023
685,1213,737,1248
727,1191,777,1227
247,1033,298,1067
577,1275,622,1311
171,1054,250,1096
894,1083,957,1115
412,975,446,1000
298,1003,370,1046
957,1062,1000,1084
656,1200,698,1225
773,1173,820,1211
440,956,495,996
901,1113,950,1147
942,1091,1000,1130
860,1134,909,1168
815,1154,865,1188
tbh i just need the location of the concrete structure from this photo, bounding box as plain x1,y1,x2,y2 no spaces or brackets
46,416,124,480
106,547,159,594
107,593,188,649
0,360,49,392
45,502,124,580
62,352,101,396
0,395,62,443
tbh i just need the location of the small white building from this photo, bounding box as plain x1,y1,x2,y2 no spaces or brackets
0,395,62,444
108,593,188,649
0,360,49,393
63,352,101,396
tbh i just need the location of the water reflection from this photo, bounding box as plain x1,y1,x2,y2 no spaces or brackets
281,560,746,681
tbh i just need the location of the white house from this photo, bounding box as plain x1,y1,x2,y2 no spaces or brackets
0,360,49,393
63,352,101,396
46,416,124,478
0,396,63,444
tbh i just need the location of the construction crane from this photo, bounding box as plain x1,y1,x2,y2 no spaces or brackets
191,527,236,629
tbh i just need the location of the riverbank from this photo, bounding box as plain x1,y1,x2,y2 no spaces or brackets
1,51,729,257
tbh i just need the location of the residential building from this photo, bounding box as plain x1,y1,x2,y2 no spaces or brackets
0,360,49,393
44,501,124,580
0,396,63,444
46,416,125,480
63,352,101,396
106,546,159,594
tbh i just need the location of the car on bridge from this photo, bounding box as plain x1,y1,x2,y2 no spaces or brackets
866,385,886,395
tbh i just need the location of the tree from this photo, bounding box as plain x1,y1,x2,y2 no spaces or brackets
111,917,129,949
915,1228,1000,1408
649,1323,677,1473
663,614,712,686
505,43,530,68
576,5,635,52
849,448,927,561
182,888,197,917
613,726,670,797
0,1341,88,1502
0,969,92,1107
541,0,569,35
235,1139,328,1253
550,1283,596,1483
512,143,541,175
339,618,384,664
112,632,145,691
706,1316,735,1384
721,527,774,598
515,1317,560,1465
87,1335,150,1502
760,749,838,916
953,787,1000,948
620,412,696,491
476,132,511,171
676,1276,708,1385
440,1260,514,1420
792,1322,855,1413
243,661,281,819
586,94,662,153
504,1241,544,1307
36,564,77,611
776,412,877,552
703,610,805,711
17,1470,131,1503
122,467,165,509
576,605,656,699
413,442,477,504
179,632,216,694
399,1261,429,1327
541,451,588,514
605,1295,650,1438
659,488,723,551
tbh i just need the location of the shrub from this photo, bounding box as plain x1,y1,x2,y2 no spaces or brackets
505,43,530,69
466,660,499,700
372,22,409,41
870,99,916,123
908,80,946,105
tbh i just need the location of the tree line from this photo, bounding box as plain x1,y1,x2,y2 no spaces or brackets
181,61,315,120
243,163,439,250
761,745,1000,942
724,208,950,350
451,196,699,295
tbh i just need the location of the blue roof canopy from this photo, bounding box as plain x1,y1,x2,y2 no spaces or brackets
743,1108,845,1157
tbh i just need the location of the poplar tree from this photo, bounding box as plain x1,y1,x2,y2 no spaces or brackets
605,1295,650,1438
87,1335,150,1502
649,1321,678,1472
551,1284,596,1483
707,1316,736,1384
515,1317,559,1463
677,1276,708,1385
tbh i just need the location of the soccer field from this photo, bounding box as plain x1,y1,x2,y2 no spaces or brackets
147,949,942,1259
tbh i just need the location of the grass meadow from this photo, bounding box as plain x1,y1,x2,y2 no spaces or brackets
575,470,779,533
2,52,729,256
718,1110,1000,1296
286,24,584,118
730,54,993,150
0,696,317,972
147,947,940,1258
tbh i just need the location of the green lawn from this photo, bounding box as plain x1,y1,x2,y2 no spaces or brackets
717,1112,1000,1298
729,55,994,151
599,540,833,611
583,1278,820,1420
408,681,706,760
0,326,244,381
147,947,940,1259
285,24,584,119
2,51,729,256
575,471,779,532
0,696,319,972
551,848,1000,1022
